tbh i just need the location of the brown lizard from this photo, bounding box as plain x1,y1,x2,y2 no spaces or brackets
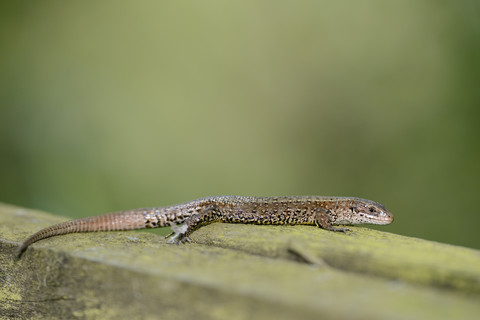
16,196,394,257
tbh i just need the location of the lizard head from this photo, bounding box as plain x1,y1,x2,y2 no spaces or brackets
347,198,394,225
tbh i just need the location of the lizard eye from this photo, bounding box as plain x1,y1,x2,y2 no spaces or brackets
369,207,375,213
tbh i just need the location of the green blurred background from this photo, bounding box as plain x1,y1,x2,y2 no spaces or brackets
1,1,479,248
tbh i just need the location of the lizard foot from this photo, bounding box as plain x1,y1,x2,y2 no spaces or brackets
166,234,192,244
166,222,192,244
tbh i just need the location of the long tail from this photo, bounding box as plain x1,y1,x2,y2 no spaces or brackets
16,210,147,258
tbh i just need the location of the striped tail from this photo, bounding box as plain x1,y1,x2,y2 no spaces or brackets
16,211,147,258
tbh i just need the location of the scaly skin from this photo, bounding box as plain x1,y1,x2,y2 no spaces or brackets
16,196,394,257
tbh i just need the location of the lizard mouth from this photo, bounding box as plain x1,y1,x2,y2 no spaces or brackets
377,211,394,224
362,210,394,225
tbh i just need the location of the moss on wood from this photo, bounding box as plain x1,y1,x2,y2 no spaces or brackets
1,202,479,319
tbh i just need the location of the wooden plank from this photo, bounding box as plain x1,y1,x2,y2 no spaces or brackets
1,202,479,319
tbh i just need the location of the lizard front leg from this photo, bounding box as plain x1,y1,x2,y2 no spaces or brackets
314,208,351,232
166,206,223,244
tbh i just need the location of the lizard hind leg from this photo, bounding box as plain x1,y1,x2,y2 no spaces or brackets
166,206,223,244
166,222,191,244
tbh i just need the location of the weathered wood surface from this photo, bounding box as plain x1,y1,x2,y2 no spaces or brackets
1,202,479,319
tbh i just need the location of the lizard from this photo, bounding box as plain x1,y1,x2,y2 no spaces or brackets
16,196,394,257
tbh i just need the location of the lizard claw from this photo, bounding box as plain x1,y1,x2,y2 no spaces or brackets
180,236,192,243
166,236,180,244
